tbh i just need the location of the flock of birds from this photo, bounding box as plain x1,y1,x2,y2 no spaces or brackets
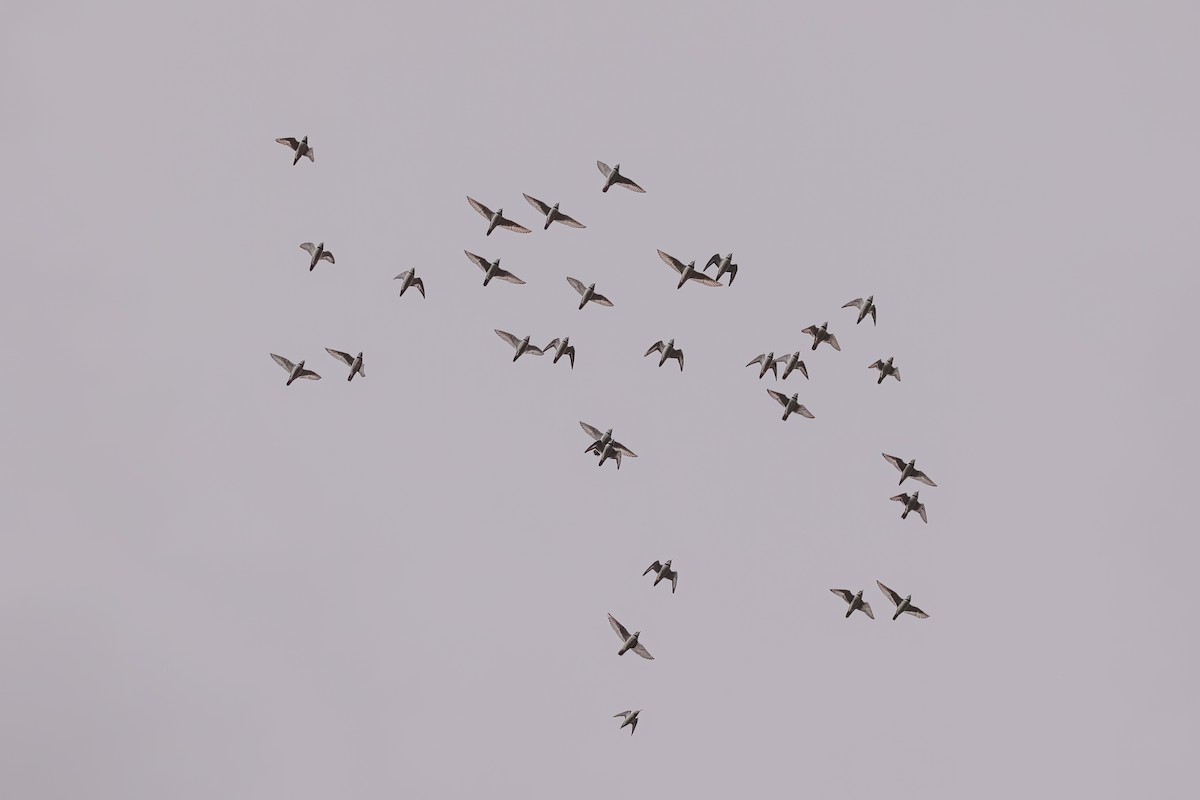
270,134,943,737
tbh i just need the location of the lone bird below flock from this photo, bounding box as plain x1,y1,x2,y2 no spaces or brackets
775,351,809,380
882,453,937,487
608,614,654,660
656,249,723,289
801,322,840,352
544,337,575,368
645,339,685,371
843,295,877,326
466,196,531,236
393,269,425,298
704,252,738,285
831,589,875,619
300,242,334,272
270,353,321,386
643,560,678,594
325,348,365,381
276,135,313,165
890,491,928,523
494,330,544,362
596,161,645,193
869,357,901,384
614,710,641,735
766,389,815,421
523,193,586,230
747,352,779,380
566,277,613,310
464,251,525,286
876,581,929,621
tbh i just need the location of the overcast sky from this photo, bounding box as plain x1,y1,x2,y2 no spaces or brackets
3,2,1198,798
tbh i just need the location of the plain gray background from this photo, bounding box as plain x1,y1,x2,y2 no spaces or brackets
3,1,1197,797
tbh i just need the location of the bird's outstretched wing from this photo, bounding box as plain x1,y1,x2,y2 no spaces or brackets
869,306,877,326
597,161,613,178
464,251,491,272
299,242,317,256
644,341,665,357
394,269,414,282
591,293,613,307
827,335,841,351
270,353,296,373
892,369,901,382
917,504,928,523
882,454,907,472
566,277,587,296
276,137,299,150
657,250,687,274
495,329,520,349
859,601,875,620
684,273,723,287
747,355,767,368
830,589,855,603
614,710,633,719
794,405,815,419
466,196,494,220
410,277,425,297
608,613,631,641
492,269,526,285
557,212,586,229
890,493,912,503
705,253,722,270
612,440,637,458
904,605,929,619
523,193,551,215
303,148,315,162
843,298,864,310
294,368,321,381
766,389,789,408
325,348,353,366
876,581,903,607
801,325,818,336
579,421,603,441
523,344,545,356
644,561,662,576
320,251,335,264
632,643,654,660
869,360,884,370
663,567,678,593
565,346,575,368
910,469,937,487
497,216,532,234
672,350,684,371
614,173,645,193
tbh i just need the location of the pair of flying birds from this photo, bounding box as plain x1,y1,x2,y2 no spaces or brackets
580,421,637,469
882,453,938,523
831,581,930,621
269,349,365,385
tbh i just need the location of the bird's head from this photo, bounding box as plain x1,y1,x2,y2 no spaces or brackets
667,339,675,346
301,136,308,143
766,352,774,359
589,283,596,290
552,203,560,210
904,595,912,602
604,429,612,438
912,491,920,499
496,208,503,215
317,241,324,249
297,360,305,369
614,163,621,171
633,631,641,638
866,294,873,302
664,560,671,567
356,352,363,360
562,337,570,345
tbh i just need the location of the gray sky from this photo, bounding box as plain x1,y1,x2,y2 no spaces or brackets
3,1,1198,798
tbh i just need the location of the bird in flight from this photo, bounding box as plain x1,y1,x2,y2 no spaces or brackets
613,710,641,735
881,454,937,487
831,589,874,619
608,614,654,659
495,330,544,362
464,251,526,287
270,354,321,386
657,249,723,290
876,581,930,621
523,193,586,230
325,348,365,382
890,491,928,523
645,339,685,371
643,560,678,594
868,357,901,384
597,161,645,193
466,196,532,236
393,269,425,299
276,135,314,165
843,295,877,326
299,241,335,272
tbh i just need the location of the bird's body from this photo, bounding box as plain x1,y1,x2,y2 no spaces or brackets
831,588,874,619
657,249,723,289
325,348,365,381
270,354,321,386
747,352,779,380
869,357,901,384
766,389,815,421
566,277,613,310
614,710,641,735
523,194,586,230
464,251,525,287
881,453,937,487
890,491,928,523
801,322,840,352
843,295,877,326
393,269,425,298
608,614,654,659
299,241,335,272
276,135,314,165
877,580,930,621
495,329,544,362
467,197,532,236
776,352,809,381
645,339,684,371
597,161,645,193
643,560,678,593
704,252,738,285
545,337,576,368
